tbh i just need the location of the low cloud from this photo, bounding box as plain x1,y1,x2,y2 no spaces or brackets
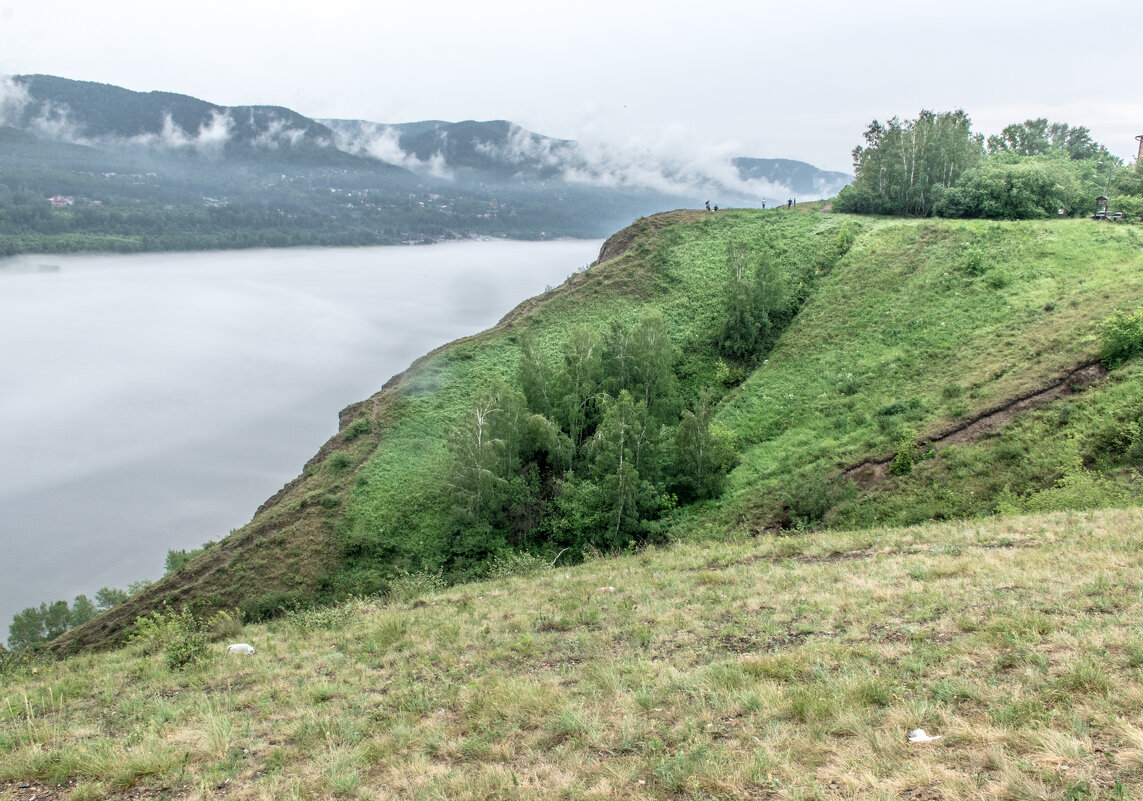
251,116,307,150
1,80,325,158
124,110,233,157
325,118,799,199
27,100,87,143
329,121,453,179
483,124,797,203
0,75,31,127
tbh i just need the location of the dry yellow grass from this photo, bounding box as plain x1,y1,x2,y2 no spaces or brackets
5,507,1143,799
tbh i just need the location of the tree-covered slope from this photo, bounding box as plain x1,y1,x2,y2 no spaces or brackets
8,74,384,167
48,208,1143,653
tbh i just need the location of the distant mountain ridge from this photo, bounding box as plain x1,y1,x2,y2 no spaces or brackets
2,74,849,200
0,74,852,252
733,157,852,201
3,74,403,170
326,116,852,200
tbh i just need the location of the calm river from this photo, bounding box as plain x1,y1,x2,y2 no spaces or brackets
0,239,603,637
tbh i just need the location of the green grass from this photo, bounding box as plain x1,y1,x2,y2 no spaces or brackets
343,214,1143,564
8,507,1143,799
49,209,1143,654
336,209,865,584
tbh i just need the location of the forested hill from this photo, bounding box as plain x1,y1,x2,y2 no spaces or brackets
733,157,851,199
6,74,386,167
0,74,850,254
49,204,1143,653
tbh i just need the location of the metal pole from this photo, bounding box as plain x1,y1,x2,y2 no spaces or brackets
1137,135,1143,161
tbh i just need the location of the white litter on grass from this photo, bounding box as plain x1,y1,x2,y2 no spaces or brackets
226,643,256,655
907,728,941,743
599,586,616,592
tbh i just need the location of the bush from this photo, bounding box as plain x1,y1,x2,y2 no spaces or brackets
238,590,306,622
488,550,550,579
889,430,917,476
781,470,857,528
0,643,47,676
164,548,202,574
343,417,372,442
131,607,210,671
387,570,447,602
326,451,353,473
1100,310,1143,369
206,609,243,641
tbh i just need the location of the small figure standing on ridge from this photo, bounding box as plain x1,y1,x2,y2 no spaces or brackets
713,204,719,211
787,198,792,208
705,200,711,211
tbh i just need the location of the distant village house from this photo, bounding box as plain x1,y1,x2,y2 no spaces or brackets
49,195,74,207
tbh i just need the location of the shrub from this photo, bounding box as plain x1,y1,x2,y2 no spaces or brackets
238,590,306,622
326,451,353,473
961,246,987,277
131,607,210,671
889,430,917,476
342,417,372,442
206,609,243,641
488,550,550,579
387,570,447,602
1100,310,1143,369
781,470,857,528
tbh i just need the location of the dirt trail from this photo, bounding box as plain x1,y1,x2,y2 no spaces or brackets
844,361,1106,488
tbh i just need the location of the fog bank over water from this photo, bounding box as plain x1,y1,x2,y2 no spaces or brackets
0,239,602,636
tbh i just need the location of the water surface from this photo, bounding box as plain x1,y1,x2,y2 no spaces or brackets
0,239,602,635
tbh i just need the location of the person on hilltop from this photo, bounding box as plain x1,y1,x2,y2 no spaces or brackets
705,200,711,211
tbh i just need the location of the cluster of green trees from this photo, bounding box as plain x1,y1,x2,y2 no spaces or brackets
6,583,149,650
835,112,1136,220
719,242,795,361
442,310,738,573
5,542,217,651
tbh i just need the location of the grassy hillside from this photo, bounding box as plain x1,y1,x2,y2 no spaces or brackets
11,206,1143,799
6,508,1143,800
712,217,1143,530
48,207,1143,653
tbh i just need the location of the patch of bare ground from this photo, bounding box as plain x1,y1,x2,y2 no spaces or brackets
844,361,1106,488
1,780,189,801
593,209,706,264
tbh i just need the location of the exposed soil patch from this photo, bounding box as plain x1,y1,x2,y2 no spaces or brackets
0,780,188,801
717,628,823,653
733,548,880,569
593,209,705,264
844,361,1107,489
900,783,943,801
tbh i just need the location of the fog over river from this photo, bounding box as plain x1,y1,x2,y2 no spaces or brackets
0,239,603,638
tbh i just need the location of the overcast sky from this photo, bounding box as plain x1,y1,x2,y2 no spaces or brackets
1,0,1139,173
